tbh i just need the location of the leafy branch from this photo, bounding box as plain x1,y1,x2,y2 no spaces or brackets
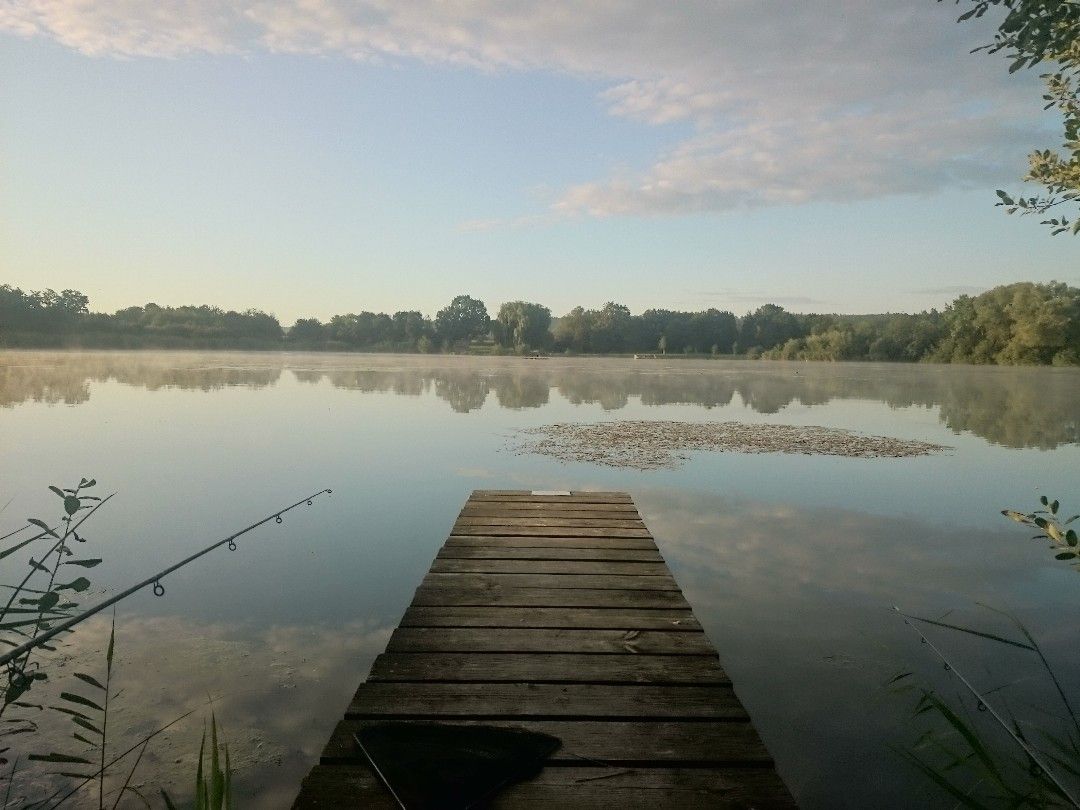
1002,495,1080,564
950,0,1080,234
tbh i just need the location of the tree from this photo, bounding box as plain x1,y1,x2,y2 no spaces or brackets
931,281,1080,364
950,1,1080,233
289,318,327,344
392,310,431,344
739,304,804,351
590,302,632,353
553,307,593,352
434,295,490,349
493,301,552,351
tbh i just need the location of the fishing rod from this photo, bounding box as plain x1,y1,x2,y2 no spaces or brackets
893,605,1080,808
0,488,332,671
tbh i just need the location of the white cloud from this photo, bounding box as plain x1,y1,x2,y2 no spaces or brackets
0,0,1043,215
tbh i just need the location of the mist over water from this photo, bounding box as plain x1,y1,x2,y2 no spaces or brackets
2,350,1079,807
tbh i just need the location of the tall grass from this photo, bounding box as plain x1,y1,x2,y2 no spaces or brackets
0,480,231,808
893,605,1080,808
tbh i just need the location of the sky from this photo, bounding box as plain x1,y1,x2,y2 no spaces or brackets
1,1,1077,323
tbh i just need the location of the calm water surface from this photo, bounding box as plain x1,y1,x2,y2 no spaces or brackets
2,350,1079,807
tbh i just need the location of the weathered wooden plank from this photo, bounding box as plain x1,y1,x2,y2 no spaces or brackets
295,765,796,809
472,490,632,500
451,525,653,538
400,606,701,631
458,511,647,522
386,627,716,655
322,719,772,766
445,535,657,550
460,503,641,515
469,493,632,504
347,683,746,720
412,586,691,609
455,516,647,528
366,652,728,684
293,489,795,809
422,572,679,591
437,546,664,562
430,559,670,576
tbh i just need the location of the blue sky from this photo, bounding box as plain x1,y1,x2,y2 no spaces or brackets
1,1,1077,323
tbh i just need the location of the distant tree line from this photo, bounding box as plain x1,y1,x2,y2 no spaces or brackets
2,281,1078,365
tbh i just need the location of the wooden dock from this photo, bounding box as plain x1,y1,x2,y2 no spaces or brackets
293,490,794,808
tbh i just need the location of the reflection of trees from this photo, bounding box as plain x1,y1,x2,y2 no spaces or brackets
2,353,1077,448
493,374,550,409
0,352,281,408
303,361,1080,448
932,374,1078,450
433,374,489,413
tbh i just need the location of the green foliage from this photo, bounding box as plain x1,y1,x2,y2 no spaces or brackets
893,606,1080,807
770,282,1079,365
0,481,234,808
5,280,1080,364
1002,494,1079,565
493,301,552,352
929,282,1080,365
162,713,233,810
0,285,283,349
434,294,490,349
949,0,1080,234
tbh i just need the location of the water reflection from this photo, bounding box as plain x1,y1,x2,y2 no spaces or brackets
17,614,392,809
0,351,282,407
0,351,1078,448
637,487,1080,808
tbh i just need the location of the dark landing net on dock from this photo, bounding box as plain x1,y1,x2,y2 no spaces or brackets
293,490,795,809
355,723,561,809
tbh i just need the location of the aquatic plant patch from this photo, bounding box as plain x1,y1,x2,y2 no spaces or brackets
511,421,950,469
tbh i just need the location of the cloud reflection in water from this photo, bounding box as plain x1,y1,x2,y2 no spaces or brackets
15,615,391,808
637,487,1080,808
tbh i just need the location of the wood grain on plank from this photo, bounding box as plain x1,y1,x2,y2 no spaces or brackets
469,494,633,504
366,652,728,684
400,606,701,630
460,503,641,514
386,627,716,655
445,535,657,549
295,765,796,810
421,572,679,591
411,585,691,609
347,682,745,719
322,718,772,766
454,516,647,528
451,525,653,538
472,490,631,499
430,559,670,576
436,546,664,562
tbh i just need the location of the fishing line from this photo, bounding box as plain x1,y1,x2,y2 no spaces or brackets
0,488,332,671
894,605,1080,808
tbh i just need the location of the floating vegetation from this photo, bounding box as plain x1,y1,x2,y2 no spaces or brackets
512,420,950,469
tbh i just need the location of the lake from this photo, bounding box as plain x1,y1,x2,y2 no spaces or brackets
2,350,1079,807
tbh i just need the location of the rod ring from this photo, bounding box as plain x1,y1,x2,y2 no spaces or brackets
275,515,283,524
228,540,237,551
7,667,29,690
152,581,164,597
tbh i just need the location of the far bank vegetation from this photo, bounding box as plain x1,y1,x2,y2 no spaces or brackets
1,282,1078,366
